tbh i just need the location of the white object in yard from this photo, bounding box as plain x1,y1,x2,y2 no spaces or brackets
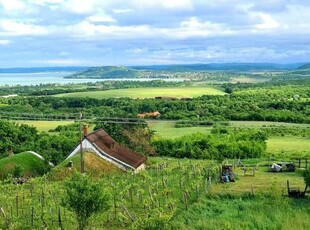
271,163,282,172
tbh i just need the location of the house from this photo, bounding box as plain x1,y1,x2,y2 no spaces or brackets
66,128,147,173
137,111,160,118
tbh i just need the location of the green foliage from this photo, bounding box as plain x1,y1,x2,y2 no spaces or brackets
152,130,267,160
0,120,38,157
62,173,110,229
12,165,23,178
303,169,310,186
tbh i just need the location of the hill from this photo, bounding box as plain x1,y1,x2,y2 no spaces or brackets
0,152,51,179
66,66,142,79
64,63,302,79
48,152,122,180
297,63,310,69
134,63,301,72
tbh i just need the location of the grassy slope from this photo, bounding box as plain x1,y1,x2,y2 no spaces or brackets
49,152,122,180
53,86,226,99
0,152,50,178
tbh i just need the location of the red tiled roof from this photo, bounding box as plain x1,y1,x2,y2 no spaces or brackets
86,129,147,169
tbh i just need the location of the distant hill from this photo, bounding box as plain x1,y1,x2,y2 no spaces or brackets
298,63,310,70
0,152,51,179
64,63,303,79
66,66,142,79
133,63,302,72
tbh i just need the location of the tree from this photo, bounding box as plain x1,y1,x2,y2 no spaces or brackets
303,169,310,194
62,173,110,230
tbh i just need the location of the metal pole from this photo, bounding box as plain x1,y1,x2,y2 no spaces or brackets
80,112,84,173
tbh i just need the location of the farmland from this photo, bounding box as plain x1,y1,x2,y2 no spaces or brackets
1,65,310,229
53,86,226,99
0,156,309,229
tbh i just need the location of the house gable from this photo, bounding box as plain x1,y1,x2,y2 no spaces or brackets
66,129,147,172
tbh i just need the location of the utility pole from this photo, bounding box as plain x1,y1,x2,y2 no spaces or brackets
79,112,85,173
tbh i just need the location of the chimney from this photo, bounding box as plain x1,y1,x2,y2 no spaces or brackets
83,124,88,137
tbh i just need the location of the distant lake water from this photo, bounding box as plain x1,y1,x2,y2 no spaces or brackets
0,72,184,86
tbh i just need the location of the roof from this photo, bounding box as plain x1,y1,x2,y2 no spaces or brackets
85,129,147,169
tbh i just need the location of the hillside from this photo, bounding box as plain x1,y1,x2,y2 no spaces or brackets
64,63,302,80
66,66,142,79
134,63,301,72
297,63,310,69
0,152,51,179
49,152,122,180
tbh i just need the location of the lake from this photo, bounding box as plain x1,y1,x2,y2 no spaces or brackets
0,72,184,86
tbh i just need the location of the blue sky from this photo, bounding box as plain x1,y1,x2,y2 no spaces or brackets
0,0,310,67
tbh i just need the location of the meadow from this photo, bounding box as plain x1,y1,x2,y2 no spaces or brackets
0,156,309,229
53,86,226,99
14,120,74,132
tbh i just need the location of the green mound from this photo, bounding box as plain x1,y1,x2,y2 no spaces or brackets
66,66,141,79
0,152,51,179
49,152,122,180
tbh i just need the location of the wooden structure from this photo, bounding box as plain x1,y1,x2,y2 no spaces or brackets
221,165,235,182
137,111,160,118
291,158,309,169
66,129,147,173
287,180,306,198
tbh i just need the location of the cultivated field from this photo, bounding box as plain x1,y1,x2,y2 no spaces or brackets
53,86,226,99
15,120,74,132
148,120,213,139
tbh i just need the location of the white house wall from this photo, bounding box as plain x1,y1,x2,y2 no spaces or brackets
65,139,135,171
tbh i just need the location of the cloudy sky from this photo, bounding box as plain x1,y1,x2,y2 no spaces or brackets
0,0,310,67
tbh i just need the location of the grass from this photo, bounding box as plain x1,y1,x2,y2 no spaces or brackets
267,136,310,155
0,156,309,229
53,86,226,99
14,120,74,132
0,152,50,179
230,120,310,128
148,120,213,139
49,152,122,180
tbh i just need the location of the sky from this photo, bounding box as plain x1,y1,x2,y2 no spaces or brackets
0,0,310,67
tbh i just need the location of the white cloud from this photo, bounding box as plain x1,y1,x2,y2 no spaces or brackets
0,39,10,45
0,20,49,36
0,0,26,12
132,0,193,10
112,8,132,14
87,15,116,23
255,13,279,30
39,58,84,65
68,20,150,38
64,0,96,14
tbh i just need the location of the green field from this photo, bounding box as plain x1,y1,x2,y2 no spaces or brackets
149,120,213,139
149,121,310,156
54,86,226,99
230,121,310,128
267,136,310,155
0,156,309,229
15,120,74,132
